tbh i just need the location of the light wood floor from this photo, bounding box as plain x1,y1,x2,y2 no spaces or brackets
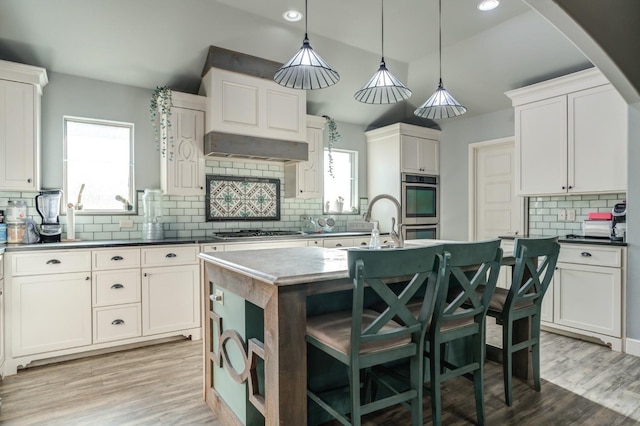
1,326,640,425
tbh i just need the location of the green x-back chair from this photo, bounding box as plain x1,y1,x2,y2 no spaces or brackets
486,237,560,406
306,245,445,426
419,239,502,426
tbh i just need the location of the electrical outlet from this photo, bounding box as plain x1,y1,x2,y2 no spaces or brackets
212,289,224,305
119,219,134,228
567,209,576,221
557,209,567,221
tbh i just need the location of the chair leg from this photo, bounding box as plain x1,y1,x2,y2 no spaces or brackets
410,354,423,426
531,314,542,392
502,319,514,406
349,367,362,426
474,330,486,426
429,341,443,426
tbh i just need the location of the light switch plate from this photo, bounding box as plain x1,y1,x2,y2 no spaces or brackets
557,209,567,221
567,209,576,221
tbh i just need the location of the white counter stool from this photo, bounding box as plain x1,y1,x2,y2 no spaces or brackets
306,245,445,426
484,237,560,406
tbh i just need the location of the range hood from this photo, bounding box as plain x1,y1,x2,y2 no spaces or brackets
204,131,308,162
200,46,309,162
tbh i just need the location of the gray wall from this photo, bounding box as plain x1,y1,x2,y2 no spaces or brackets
627,102,640,338
41,72,158,190
437,108,515,241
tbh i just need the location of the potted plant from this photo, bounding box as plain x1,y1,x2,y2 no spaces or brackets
149,86,174,159
335,196,344,212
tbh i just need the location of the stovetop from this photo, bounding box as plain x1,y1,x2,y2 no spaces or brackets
212,229,304,239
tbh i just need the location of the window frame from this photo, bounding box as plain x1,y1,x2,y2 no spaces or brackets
323,147,359,215
63,116,136,215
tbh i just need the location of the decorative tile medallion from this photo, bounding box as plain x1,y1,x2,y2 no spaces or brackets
205,175,280,221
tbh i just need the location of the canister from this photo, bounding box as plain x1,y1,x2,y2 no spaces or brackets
0,223,6,243
6,200,27,223
7,222,25,244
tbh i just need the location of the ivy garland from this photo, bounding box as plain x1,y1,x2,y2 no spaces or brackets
322,115,341,178
149,86,174,159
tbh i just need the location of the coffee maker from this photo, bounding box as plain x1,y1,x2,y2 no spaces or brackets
611,201,627,242
35,189,63,243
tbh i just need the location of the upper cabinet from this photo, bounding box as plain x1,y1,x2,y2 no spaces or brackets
284,115,325,199
506,68,627,196
201,67,306,142
0,60,48,191
400,135,439,175
161,92,206,196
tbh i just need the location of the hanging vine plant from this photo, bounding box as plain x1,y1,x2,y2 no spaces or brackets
322,115,341,178
149,86,174,159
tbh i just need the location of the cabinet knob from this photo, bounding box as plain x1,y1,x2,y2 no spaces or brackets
568,186,573,189
300,190,303,193
144,272,148,277
111,319,125,325
111,256,124,261
27,178,32,183
111,283,124,289
580,251,592,257
85,276,90,280
166,253,177,258
46,259,61,265
562,186,566,190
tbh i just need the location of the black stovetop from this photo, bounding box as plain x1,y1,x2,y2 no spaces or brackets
212,229,303,239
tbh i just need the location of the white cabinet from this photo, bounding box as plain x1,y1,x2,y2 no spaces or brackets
0,60,47,191
506,68,627,196
541,243,625,351
201,67,306,142
141,245,200,336
284,115,325,199
0,254,4,375
161,92,206,196
401,135,439,175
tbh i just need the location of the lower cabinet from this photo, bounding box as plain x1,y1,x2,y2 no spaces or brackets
541,243,625,350
12,272,92,356
142,264,200,336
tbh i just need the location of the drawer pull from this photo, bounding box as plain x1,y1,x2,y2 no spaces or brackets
111,319,125,325
360,242,367,246
46,259,61,265
111,256,124,261
111,283,124,289
336,243,343,247
166,253,177,258
580,252,592,257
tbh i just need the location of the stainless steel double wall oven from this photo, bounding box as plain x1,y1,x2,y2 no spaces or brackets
401,173,439,240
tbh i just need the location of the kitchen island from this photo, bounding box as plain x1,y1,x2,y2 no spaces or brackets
199,242,523,425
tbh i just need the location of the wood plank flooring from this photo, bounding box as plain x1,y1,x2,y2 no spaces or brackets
1,325,640,425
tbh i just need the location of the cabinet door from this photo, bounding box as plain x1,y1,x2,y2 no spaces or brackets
141,264,200,336
0,277,4,368
515,96,567,196
12,272,92,356
401,136,438,175
0,80,38,191
161,106,205,196
553,263,621,337
284,123,323,198
540,279,553,323
568,84,627,193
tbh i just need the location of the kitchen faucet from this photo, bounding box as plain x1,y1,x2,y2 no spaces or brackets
363,194,404,248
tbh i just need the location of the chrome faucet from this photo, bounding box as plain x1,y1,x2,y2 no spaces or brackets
363,194,404,248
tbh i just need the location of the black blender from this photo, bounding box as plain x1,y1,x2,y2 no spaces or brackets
35,189,63,243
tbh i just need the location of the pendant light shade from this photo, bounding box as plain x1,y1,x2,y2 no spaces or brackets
414,0,466,119
274,0,339,90
354,0,411,104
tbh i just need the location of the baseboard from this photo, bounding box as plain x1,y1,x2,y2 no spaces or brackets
625,338,640,357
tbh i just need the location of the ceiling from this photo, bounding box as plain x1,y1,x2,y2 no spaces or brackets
0,0,593,127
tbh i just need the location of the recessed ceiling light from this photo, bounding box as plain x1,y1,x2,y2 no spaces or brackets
478,0,500,11
282,10,303,22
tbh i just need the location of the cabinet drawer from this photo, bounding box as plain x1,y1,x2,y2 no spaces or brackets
93,304,142,343
141,245,199,267
351,237,371,248
201,244,225,253
307,239,322,247
11,251,91,276
558,245,622,267
93,270,141,307
322,238,354,248
93,248,141,270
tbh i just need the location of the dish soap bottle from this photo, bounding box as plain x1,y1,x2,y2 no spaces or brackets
369,221,381,249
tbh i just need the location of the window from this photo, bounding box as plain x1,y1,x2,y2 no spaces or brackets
323,148,358,214
63,117,135,214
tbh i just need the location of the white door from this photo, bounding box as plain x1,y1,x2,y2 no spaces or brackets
469,138,524,241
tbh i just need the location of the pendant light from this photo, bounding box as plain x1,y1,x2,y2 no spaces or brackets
414,0,466,119
274,0,340,90
354,0,411,104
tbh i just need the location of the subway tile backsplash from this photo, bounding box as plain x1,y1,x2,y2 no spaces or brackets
0,158,366,241
528,193,626,237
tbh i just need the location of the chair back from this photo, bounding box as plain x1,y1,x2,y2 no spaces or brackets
507,237,560,313
429,239,503,338
347,245,445,354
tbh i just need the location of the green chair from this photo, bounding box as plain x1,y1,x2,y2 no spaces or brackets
486,237,560,406
419,239,503,426
306,245,445,426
